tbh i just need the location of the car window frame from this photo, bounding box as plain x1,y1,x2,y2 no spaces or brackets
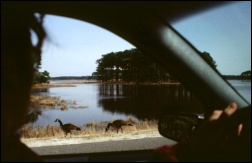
31,2,250,111
9,1,250,161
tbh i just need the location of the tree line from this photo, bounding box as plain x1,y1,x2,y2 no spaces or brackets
93,48,218,82
94,48,173,82
50,76,93,80
223,70,251,80
33,48,250,84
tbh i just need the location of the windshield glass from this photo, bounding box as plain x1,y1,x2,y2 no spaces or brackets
171,1,251,103
25,14,174,154
21,1,250,157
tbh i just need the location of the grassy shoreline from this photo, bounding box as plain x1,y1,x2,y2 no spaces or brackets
20,118,158,139
32,81,180,89
30,95,88,110
21,129,163,148
28,82,162,139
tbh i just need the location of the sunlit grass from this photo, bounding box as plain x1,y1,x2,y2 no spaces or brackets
30,95,88,110
19,118,158,138
32,83,76,89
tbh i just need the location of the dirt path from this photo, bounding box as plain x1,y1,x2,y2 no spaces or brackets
21,130,162,147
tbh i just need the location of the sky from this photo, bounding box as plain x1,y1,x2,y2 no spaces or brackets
39,1,251,77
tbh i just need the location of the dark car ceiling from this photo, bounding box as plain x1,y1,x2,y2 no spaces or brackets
2,2,231,49
3,2,230,38
2,1,231,57
28,2,229,22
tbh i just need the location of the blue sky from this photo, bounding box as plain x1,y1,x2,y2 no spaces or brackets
40,1,251,77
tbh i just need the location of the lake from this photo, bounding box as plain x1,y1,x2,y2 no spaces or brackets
29,80,251,126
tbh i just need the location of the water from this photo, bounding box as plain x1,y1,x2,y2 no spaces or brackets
31,84,132,126
227,80,251,104
29,80,251,126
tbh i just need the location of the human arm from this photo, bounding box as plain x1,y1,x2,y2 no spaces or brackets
152,102,251,162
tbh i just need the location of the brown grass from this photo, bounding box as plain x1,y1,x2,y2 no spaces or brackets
32,82,180,89
29,95,88,110
19,118,158,138
32,84,76,89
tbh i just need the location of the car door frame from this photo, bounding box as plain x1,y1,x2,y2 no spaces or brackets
6,1,250,162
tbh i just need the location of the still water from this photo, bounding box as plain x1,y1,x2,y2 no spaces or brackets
227,80,251,103
29,80,251,126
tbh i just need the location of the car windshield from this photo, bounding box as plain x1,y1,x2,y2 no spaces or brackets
171,1,251,103
21,1,250,157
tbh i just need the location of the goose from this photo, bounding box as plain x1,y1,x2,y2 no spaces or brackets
54,118,81,137
105,119,133,133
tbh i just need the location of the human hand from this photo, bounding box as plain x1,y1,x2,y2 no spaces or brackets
188,102,239,151
174,102,251,161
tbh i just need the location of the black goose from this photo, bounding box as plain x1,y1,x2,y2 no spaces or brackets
54,118,81,137
105,119,133,133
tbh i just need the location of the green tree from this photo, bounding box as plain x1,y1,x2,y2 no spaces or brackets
200,51,217,68
33,70,50,84
240,70,251,79
95,48,172,82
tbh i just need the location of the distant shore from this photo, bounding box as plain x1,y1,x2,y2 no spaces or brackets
32,81,180,89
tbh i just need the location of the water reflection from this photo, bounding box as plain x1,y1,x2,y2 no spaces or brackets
25,110,42,124
32,88,49,94
28,81,250,126
98,84,205,120
28,83,206,126
228,80,251,103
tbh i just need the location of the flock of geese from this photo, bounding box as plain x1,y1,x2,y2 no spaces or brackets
54,118,134,137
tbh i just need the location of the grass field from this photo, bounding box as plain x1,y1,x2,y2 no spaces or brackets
20,118,158,138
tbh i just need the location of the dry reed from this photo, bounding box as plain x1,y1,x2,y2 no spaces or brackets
20,118,158,138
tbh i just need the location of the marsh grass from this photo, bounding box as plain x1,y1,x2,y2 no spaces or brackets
27,94,158,139
19,118,158,138
30,95,88,110
32,84,76,89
